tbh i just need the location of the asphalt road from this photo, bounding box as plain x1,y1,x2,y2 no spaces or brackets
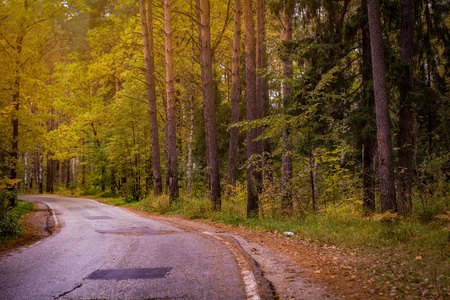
0,195,268,300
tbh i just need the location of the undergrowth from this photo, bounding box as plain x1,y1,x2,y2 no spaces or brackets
0,200,34,243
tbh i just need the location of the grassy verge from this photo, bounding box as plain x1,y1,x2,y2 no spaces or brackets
0,200,34,244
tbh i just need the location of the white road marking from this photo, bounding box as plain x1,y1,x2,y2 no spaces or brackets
45,202,58,227
204,232,261,300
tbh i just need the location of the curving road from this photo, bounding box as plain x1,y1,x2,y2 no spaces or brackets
0,195,270,300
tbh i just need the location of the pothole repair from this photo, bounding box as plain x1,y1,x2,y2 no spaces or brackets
96,227,159,236
85,267,172,280
96,227,178,236
85,216,113,220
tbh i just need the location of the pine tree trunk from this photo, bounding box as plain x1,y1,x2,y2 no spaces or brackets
187,3,195,195
361,0,376,213
281,0,293,212
367,0,397,213
139,0,162,196
243,0,259,217
187,92,194,194
196,0,221,210
255,0,266,189
397,0,414,216
163,0,179,203
227,0,241,188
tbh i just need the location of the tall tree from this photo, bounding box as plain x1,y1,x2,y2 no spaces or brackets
227,0,242,188
46,112,55,193
163,0,179,203
361,0,376,213
10,1,27,180
187,0,196,195
196,0,221,209
255,0,266,183
280,0,293,211
139,0,163,196
367,0,397,213
397,0,414,216
243,0,259,217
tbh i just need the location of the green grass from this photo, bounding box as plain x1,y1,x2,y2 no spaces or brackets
96,192,448,255
0,200,34,243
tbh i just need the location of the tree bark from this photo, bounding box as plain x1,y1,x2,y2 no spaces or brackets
196,0,221,210
163,0,179,203
46,155,54,193
397,0,414,216
139,0,162,196
65,160,71,189
187,3,195,195
361,0,376,213
227,0,241,188
255,0,266,188
34,151,43,194
367,0,397,213
11,33,24,180
243,0,259,217
281,0,293,212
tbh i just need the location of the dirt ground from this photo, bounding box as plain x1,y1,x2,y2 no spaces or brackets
2,202,398,299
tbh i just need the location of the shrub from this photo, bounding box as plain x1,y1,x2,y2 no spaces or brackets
0,178,22,240
0,178,20,222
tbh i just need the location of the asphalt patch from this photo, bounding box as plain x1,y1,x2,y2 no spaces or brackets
85,216,113,220
96,227,160,236
85,268,171,280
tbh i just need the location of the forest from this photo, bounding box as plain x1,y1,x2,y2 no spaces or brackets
1,0,449,297
1,0,448,217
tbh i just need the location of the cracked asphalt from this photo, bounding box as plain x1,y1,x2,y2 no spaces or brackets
0,195,273,300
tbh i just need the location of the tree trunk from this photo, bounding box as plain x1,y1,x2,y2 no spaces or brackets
65,160,71,189
24,153,29,188
243,0,259,217
227,0,242,188
10,2,27,180
46,109,55,194
397,0,414,216
46,154,54,193
309,153,316,211
361,0,376,213
139,0,162,196
163,0,179,203
11,77,20,180
34,152,43,194
367,0,397,213
255,0,266,188
187,93,195,194
281,0,293,212
196,0,221,210
187,2,195,195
